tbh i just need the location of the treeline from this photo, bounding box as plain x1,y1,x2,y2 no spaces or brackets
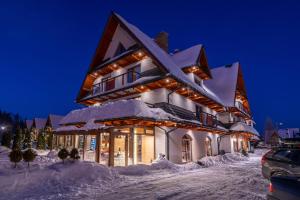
0,109,27,149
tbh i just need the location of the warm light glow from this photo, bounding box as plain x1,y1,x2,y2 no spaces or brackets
113,63,117,68
140,86,144,89
166,79,170,83
93,102,101,107
138,52,143,57
192,66,197,70
182,87,186,90
94,72,98,76
194,94,197,97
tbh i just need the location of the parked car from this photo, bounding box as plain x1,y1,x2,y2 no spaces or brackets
261,148,300,179
267,176,300,200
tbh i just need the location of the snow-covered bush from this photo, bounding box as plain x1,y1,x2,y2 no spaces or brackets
23,148,37,168
58,148,69,163
9,148,23,168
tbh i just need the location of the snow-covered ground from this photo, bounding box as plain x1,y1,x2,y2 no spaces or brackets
0,146,269,200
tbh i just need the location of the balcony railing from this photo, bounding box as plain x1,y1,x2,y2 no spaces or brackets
153,102,218,128
92,71,141,95
235,101,250,115
197,112,218,127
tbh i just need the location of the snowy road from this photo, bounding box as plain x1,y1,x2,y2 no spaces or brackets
95,153,269,200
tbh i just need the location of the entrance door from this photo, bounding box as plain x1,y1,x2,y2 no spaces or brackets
114,134,127,166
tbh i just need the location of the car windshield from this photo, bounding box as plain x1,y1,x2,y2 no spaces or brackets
273,149,300,164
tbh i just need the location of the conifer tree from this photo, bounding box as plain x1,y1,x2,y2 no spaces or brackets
23,129,32,149
9,148,23,168
46,131,53,150
22,148,37,168
58,148,69,163
12,127,22,150
1,132,12,148
70,148,80,160
37,132,46,150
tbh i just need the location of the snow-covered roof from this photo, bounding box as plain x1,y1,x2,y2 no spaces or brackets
230,122,259,136
204,62,239,107
114,13,223,105
171,44,202,68
48,114,64,129
55,119,108,132
25,120,33,129
33,118,47,130
60,99,177,125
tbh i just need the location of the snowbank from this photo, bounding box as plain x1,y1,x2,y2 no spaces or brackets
198,153,249,167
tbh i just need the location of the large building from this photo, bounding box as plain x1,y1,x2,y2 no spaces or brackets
54,12,259,166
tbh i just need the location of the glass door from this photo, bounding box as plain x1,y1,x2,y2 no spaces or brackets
114,135,127,166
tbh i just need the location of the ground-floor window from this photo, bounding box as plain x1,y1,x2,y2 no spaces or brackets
100,132,110,165
233,139,238,152
54,127,155,166
85,135,97,162
182,134,192,163
205,136,212,156
134,127,154,164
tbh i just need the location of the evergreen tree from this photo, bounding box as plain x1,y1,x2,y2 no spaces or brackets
22,148,37,168
46,131,53,150
58,148,69,163
70,148,80,160
23,129,32,149
12,127,22,150
9,148,23,168
37,132,46,150
1,132,12,148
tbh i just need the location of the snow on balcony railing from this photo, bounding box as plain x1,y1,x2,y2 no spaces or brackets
92,71,141,95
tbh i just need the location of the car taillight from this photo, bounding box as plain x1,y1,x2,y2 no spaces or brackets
269,182,274,193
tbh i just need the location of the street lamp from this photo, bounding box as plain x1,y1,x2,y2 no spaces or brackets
0,126,6,131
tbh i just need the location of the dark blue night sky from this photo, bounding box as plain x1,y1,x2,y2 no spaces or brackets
1,0,300,133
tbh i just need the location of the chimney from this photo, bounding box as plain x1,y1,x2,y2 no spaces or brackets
154,31,168,52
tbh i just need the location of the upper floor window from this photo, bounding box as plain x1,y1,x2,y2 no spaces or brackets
114,43,126,57
127,64,141,83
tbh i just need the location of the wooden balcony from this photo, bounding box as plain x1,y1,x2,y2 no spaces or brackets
92,71,141,95
153,102,218,128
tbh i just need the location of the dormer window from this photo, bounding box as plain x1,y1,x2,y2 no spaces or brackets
114,43,126,57
194,76,202,86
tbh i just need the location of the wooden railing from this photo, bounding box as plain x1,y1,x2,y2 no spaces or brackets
197,112,218,127
92,71,141,95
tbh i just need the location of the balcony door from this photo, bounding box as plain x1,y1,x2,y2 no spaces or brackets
127,64,141,83
103,75,115,92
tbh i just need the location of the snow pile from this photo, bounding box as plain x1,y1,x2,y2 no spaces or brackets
198,153,249,167
60,99,178,125
115,159,202,176
0,145,10,155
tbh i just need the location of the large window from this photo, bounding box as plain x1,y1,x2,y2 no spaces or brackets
114,43,126,57
182,135,192,163
205,136,212,156
84,135,97,162
134,127,154,164
127,64,141,83
100,133,110,165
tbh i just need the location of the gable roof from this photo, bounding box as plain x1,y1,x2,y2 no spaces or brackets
171,44,203,68
113,13,223,105
204,62,239,107
25,120,33,129
33,118,47,130
48,114,64,129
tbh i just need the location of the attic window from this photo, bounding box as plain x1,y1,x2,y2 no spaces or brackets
114,43,126,57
